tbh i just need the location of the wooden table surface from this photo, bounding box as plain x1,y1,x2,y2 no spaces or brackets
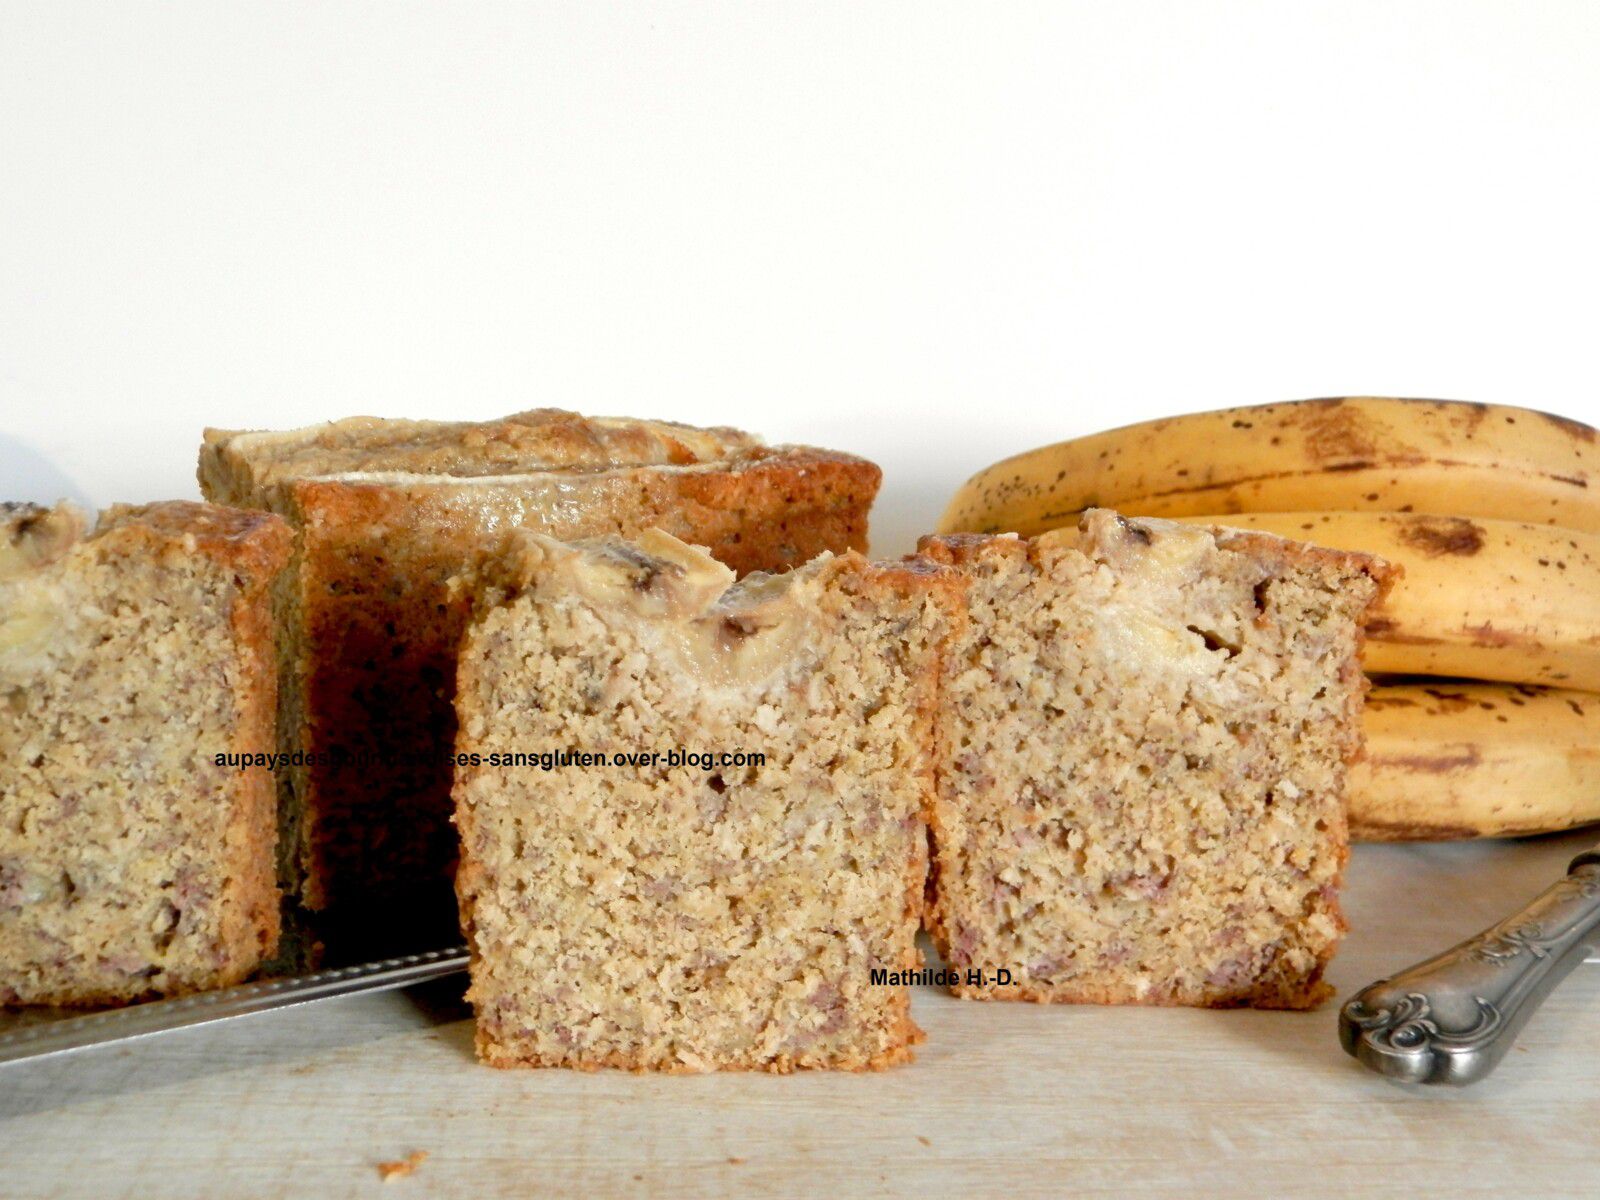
5,830,1600,1199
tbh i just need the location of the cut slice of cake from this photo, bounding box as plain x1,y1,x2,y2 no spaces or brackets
452,529,954,1070
199,409,882,948
0,501,289,1006
921,510,1388,1009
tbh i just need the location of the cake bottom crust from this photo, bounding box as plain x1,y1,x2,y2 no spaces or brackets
946,976,1332,1011
474,1017,926,1073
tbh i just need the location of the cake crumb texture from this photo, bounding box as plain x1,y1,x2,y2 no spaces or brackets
0,500,289,1007
453,530,953,1070
921,510,1384,1009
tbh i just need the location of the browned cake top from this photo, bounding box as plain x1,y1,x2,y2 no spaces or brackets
471,527,946,686
2,499,292,690
200,408,774,484
4,500,291,580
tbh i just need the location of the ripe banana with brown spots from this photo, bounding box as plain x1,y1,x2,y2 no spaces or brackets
1166,511,1600,692
938,396,1599,537
1351,682,1600,841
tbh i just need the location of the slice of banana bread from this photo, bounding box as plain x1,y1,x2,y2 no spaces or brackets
0,501,289,1007
453,530,953,1070
199,409,881,946
920,510,1386,1009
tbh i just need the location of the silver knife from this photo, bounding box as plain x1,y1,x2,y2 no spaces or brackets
1340,843,1600,1086
0,945,469,1067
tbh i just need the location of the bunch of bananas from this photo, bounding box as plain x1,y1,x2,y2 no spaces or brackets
938,396,1600,840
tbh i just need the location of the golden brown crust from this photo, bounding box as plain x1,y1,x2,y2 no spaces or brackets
945,983,1334,1008
201,407,767,484
98,500,294,564
917,531,1023,569
473,1033,923,1073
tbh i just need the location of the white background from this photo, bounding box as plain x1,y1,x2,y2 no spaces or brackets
3,1,1598,555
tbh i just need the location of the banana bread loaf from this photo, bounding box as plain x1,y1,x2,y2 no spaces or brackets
920,510,1386,1009
199,410,881,946
0,501,289,1006
453,530,953,1070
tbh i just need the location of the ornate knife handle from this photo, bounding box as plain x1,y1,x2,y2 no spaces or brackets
1340,852,1600,1086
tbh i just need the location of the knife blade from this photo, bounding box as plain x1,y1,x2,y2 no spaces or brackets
0,944,469,1067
